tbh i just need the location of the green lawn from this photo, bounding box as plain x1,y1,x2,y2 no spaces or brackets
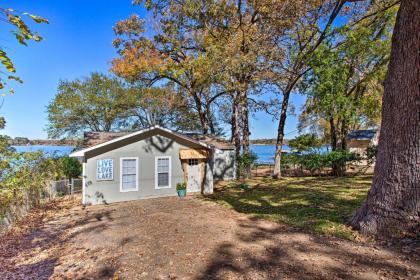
209,175,372,239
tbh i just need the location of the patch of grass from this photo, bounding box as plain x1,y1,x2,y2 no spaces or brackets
210,175,372,239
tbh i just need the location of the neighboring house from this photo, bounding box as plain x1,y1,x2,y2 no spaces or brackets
347,129,379,161
70,126,235,205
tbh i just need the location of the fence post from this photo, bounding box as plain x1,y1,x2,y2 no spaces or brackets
71,178,74,195
50,180,55,198
49,181,52,199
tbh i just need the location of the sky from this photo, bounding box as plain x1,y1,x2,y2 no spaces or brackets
0,0,306,140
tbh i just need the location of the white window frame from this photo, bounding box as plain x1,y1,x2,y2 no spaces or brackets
155,156,171,189
120,157,139,192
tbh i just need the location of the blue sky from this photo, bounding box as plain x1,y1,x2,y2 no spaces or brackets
0,0,305,140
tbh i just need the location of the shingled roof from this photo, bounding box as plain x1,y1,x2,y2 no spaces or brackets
83,131,131,147
83,129,235,150
183,133,235,150
347,129,377,140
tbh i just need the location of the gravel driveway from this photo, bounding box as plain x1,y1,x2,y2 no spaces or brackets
1,195,419,280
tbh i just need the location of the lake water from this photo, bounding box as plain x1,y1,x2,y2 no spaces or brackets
12,145,75,157
12,144,284,163
251,145,289,163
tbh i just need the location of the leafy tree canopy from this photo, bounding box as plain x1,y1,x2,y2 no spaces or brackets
288,133,322,153
129,85,202,132
47,73,136,138
298,4,396,148
0,117,5,130
0,7,48,95
60,157,82,179
47,73,201,139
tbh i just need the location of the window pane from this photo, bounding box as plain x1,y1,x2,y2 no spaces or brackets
156,157,170,188
123,159,136,168
188,159,198,166
122,174,136,190
158,173,169,187
158,158,169,173
122,159,137,175
159,158,168,167
121,159,137,190
127,160,136,168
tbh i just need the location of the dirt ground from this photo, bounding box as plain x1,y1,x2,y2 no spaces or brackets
0,195,419,280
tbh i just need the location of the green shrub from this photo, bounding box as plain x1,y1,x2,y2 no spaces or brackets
281,153,300,167
0,120,66,224
237,152,258,178
281,150,359,176
366,144,378,164
326,150,359,166
300,153,327,174
176,182,186,191
60,156,82,178
0,151,64,219
288,133,322,152
239,183,250,190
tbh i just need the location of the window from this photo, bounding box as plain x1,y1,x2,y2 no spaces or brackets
97,159,113,181
188,159,199,166
120,157,138,192
155,156,171,189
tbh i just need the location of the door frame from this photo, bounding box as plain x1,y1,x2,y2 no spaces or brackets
183,158,206,193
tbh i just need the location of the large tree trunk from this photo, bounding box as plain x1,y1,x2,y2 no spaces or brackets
241,91,251,178
191,93,209,134
241,94,250,155
331,118,349,176
232,95,241,168
230,99,236,143
330,116,345,176
329,116,338,151
349,0,420,237
206,104,216,135
340,119,348,151
273,88,291,178
198,109,209,135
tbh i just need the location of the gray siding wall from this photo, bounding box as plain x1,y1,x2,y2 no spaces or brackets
213,149,236,181
84,135,202,205
204,153,214,194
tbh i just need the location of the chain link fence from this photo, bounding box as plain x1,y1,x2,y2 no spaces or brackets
50,178,82,196
1,178,83,234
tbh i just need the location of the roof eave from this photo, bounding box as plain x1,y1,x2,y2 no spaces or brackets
69,125,210,158
70,150,84,157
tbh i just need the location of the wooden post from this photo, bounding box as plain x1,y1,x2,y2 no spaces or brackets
182,160,188,183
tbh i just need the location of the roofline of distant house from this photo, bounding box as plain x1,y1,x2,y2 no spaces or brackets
346,129,378,140
69,125,211,157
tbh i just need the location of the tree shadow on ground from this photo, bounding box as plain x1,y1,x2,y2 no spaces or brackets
196,217,418,280
0,197,118,280
6,257,58,279
209,176,371,238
